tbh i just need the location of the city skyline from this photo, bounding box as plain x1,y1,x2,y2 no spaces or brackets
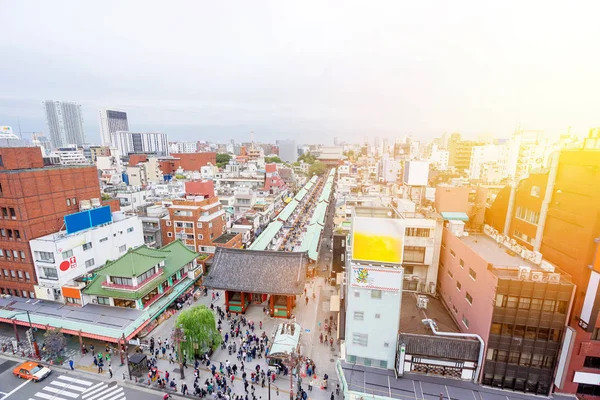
1,1,599,144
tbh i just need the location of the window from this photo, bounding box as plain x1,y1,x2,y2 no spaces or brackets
62,250,73,259
530,298,543,310
166,221,172,226
465,292,473,304
0,228,5,237
42,267,58,279
462,315,469,329
1,207,6,218
175,222,183,228
515,206,540,225
29,292,35,299
506,296,519,309
111,276,133,286
167,232,173,237
531,354,543,368
371,290,382,299
375,313,381,319
66,198,71,206
9,208,16,219
514,230,534,244
518,297,531,310
184,222,193,228
72,198,76,205
519,353,532,366
459,259,465,268
138,267,156,283
542,299,556,312
501,324,513,336
525,326,537,339
127,227,134,233
530,186,541,197
198,234,204,240
12,250,18,259
14,230,19,239
456,281,462,291
354,291,360,298
197,222,203,228
25,272,30,280
10,270,15,278
403,246,425,263
556,300,568,314
17,270,23,279
450,249,456,257
508,351,520,364
496,350,508,362
353,311,364,321
405,227,431,237
19,251,25,260
578,384,600,396
447,269,453,278
352,333,368,346
592,327,600,341
100,237,108,242
83,242,92,251
85,259,95,267
513,325,525,337
65,297,81,305
36,251,55,263
7,229,12,239
538,328,549,340
96,297,110,305
119,245,126,252
209,222,212,228
468,268,477,280
490,323,502,335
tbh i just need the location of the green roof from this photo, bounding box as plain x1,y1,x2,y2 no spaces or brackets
278,199,300,221
441,212,469,221
309,202,328,226
249,221,283,251
83,240,199,299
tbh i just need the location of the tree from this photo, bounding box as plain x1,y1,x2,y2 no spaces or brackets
216,153,232,168
43,327,66,361
265,156,283,164
175,305,221,360
297,152,316,164
101,193,111,201
308,161,327,176
344,150,355,160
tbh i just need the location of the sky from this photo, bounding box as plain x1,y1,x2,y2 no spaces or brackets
1,1,599,145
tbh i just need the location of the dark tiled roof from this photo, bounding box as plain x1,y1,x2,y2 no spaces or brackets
397,333,480,361
204,247,307,295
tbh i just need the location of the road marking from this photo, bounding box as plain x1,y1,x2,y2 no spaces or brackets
33,393,68,400
82,384,108,398
82,383,105,395
41,387,79,399
90,387,122,400
1,379,32,400
103,392,125,400
50,381,88,392
57,376,93,386
445,385,451,400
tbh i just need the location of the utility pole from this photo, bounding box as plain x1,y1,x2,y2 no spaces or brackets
286,351,303,400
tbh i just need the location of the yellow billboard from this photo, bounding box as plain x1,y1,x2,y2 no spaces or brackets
351,217,404,264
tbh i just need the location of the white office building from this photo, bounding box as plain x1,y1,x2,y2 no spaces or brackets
344,217,404,369
170,141,198,153
51,146,89,165
44,100,86,148
276,139,298,163
30,212,144,304
112,131,169,156
429,145,449,169
469,144,508,181
99,109,129,146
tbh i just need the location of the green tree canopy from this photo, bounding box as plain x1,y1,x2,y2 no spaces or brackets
297,152,316,164
216,153,232,168
175,305,221,356
308,161,327,176
43,327,66,361
265,156,283,164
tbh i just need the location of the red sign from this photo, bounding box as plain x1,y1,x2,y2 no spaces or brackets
59,256,78,272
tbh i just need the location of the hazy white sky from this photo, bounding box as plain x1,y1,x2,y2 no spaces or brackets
1,1,599,144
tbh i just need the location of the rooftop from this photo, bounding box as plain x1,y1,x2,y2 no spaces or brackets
213,232,239,244
400,292,459,336
204,247,307,295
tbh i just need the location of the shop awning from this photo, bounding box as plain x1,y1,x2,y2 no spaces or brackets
330,295,340,312
441,212,469,221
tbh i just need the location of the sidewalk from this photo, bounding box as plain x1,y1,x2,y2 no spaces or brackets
0,280,341,400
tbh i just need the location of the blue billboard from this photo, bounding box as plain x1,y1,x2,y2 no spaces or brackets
64,205,113,235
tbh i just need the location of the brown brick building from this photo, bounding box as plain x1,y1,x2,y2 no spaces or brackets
160,197,241,254
0,147,102,298
170,152,216,171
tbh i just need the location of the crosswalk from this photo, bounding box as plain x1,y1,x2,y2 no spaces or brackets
29,375,126,400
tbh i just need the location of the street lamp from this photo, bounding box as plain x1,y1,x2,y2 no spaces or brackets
8,311,40,359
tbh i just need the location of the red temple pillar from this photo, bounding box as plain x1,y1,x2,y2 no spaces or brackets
286,296,292,318
224,291,230,313
269,295,274,317
240,292,245,313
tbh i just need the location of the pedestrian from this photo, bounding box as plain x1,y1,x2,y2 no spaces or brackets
331,392,335,400
90,344,95,355
109,365,113,378
69,359,74,370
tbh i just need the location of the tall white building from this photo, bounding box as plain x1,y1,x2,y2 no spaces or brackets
276,139,297,163
469,144,508,181
429,144,449,169
99,109,129,146
44,100,86,148
170,141,198,153
111,131,169,156
30,211,144,304
344,217,404,369
51,146,89,165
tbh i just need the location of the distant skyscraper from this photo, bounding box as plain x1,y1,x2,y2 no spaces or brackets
111,131,169,156
99,109,129,146
276,139,298,163
43,100,86,148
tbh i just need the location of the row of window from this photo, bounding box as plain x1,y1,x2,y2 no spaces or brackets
404,246,426,263
0,207,16,219
65,197,77,206
346,355,388,369
353,311,381,321
513,229,534,245
0,228,21,240
515,206,540,225
486,349,555,368
0,287,35,298
351,332,391,348
0,249,26,261
490,323,561,341
354,289,382,299
2,269,31,280
494,294,568,313
405,227,432,237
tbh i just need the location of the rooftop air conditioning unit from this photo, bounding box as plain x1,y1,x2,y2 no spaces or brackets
547,273,561,283
531,271,544,282
518,266,531,280
540,261,555,273
91,198,101,207
531,251,543,265
521,248,528,259
79,200,91,211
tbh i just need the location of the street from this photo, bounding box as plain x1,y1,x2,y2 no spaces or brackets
0,357,163,400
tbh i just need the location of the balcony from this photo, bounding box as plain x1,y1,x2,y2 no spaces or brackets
101,268,164,291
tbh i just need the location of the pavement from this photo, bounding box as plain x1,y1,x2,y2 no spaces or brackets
0,357,163,400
